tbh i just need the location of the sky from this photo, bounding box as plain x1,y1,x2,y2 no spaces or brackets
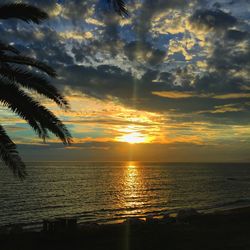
0,0,250,162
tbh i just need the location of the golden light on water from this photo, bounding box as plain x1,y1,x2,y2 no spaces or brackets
120,162,145,215
125,163,139,190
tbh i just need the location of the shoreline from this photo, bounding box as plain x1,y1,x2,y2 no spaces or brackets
1,206,250,249
2,203,250,232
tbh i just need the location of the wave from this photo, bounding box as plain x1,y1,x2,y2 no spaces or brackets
216,198,250,208
227,177,250,182
198,198,250,213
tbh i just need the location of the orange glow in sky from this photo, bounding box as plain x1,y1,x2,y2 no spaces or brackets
119,132,147,144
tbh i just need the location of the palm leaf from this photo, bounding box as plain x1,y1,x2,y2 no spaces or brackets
0,65,69,109
0,41,20,55
0,78,72,144
0,79,49,139
0,3,48,24
0,125,26,179
0,55,57,77
0,4,72,179
107,0,128,16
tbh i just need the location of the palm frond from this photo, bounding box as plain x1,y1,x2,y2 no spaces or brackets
0,125,26,179
0,65,69,109
107,0,128,16
0,79,49,139
0,3,48,24
0,55,57,77
0,3,72,179
0,41,20,55
0,78,72,144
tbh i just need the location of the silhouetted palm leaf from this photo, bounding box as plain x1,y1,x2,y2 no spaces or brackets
0,78,49,139
0,125,26,179
0,3,48,24
0,41,20,55
0,3,71,178
0,55,57,77
0,78,72,144
0,65,69,109
107,0,128,16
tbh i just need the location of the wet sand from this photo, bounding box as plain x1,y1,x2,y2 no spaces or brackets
1,207,250,250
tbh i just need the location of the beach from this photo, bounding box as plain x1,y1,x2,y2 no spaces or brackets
1,206,250,250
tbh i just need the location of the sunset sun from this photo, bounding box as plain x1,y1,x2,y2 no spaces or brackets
119,132,147,144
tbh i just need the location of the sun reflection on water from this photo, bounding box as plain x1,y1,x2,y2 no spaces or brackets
120,162,145,216
126,164,138,189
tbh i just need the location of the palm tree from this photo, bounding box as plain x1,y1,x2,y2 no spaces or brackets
107,0,128,16
0,1,127,179
0,3,72,179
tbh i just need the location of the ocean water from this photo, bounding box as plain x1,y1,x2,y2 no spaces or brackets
0,162,250,228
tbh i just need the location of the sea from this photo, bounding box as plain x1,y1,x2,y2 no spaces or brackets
0,162,250,229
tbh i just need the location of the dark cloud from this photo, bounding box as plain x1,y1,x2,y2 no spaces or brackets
60,0,95,23
195,73,243,93
13,0,94,19
0,21,74,65
57,65,161,101
204,21,250,80
208,41,250,73
124,41,166,65
225,29,249,41
1,0,250,126
134,0,188,40
190,9,237,30
24,0,57,8
54,63,250,125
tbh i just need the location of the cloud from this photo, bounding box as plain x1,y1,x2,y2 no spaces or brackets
190,9,237,30
1,0,250,157
59,31,93,41
214,93,250,99
124,41,166,65
152,91,196,99
225,29,249,41
199,104,245,114
3,125,29,132
133,0,189,40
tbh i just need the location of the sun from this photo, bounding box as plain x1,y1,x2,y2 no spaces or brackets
119,132,147,144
